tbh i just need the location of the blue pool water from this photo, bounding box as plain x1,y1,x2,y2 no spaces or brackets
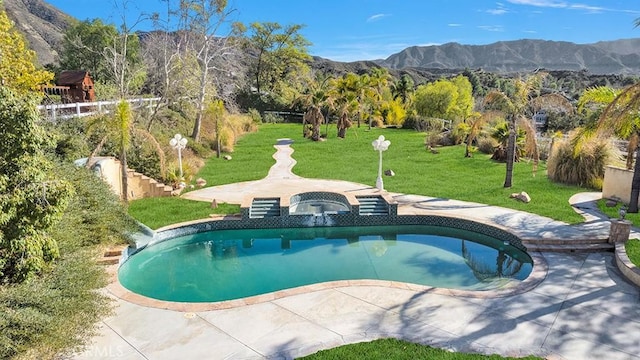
119,225,533,302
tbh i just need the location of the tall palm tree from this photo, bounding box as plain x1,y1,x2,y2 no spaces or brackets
483,74,573,187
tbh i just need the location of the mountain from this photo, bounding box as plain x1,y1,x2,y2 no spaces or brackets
375,39,640,75
6,1,640,77
3,0,73,65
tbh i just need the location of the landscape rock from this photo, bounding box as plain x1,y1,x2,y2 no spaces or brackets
384,169,395,176
196,178,207,187
223,155,232,160
510,191,531,203
605,198,618,207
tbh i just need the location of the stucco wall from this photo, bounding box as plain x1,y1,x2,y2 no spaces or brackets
602,166,632,204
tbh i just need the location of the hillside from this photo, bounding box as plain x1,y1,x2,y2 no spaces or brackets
3,0,73,65
376,39,640,75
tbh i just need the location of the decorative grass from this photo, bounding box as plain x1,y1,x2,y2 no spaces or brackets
298,338,543,360
128,197,240,229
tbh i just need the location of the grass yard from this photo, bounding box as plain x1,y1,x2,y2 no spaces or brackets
298,338,543,360
193,123,588,223
128,197,240,229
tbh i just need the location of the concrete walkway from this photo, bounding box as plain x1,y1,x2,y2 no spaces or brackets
75,139,640,360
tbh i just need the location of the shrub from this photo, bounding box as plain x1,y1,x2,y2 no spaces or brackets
547,135,613,189
263,112,284,123
247,108,262,123
477,136,499,154
0,161,134,359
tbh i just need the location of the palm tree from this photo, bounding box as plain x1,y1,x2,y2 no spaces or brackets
87,100,166,202
483,74,573,187
391,74,414,106
590,82,640,212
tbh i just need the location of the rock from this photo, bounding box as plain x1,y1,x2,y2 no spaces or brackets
510,191,531,203
428,146,440,154
384,169,395,176
211,199,218,209
196,178,207,187
223,155,232,160
605,199,618,207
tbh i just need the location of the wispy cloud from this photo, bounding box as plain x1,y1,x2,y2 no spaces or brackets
486,2,509,15
366,13,390,22
478,25,505,32
506,0,640,14
448,23,462,27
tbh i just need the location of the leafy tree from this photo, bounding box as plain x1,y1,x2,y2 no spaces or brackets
0,87,73,282
450,75,475,122
236,21,311,96
58,19,118,83
0,7,53,92
414,79,459,120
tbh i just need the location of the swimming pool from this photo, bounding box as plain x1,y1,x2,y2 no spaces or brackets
119,225,533,303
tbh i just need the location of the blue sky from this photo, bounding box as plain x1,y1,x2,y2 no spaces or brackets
46,0,640,62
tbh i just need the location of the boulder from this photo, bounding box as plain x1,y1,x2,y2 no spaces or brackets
510,191,531,203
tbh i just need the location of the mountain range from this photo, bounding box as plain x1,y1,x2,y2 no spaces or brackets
5,0,640,76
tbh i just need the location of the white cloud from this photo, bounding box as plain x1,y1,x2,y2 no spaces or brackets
448,23,462,27
478,25,505,32
367,13,390,22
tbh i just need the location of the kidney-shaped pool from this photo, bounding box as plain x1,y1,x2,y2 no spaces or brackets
118,225,533,303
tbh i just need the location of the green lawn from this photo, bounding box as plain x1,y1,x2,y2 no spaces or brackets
194,123,588,223
298,338,542,360
128,197,240,229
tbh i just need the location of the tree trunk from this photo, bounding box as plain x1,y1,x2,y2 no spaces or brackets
503,117,516,188
120,149,129,202
629,146,640,212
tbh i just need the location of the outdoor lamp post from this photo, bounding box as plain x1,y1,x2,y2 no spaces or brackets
170,133,188,185
371,135,391,191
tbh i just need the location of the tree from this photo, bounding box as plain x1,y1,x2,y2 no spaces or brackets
86,100,133,202
205,99,226,157
177,0,239,141
590,82,640,212
0,86,74,282
0,8,53,92
58,19,118,83
236,21,311,96
484,75,573,187
414,79,460,120
390,74,414,106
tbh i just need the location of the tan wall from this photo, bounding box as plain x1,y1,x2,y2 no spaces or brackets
87,156,172,200
603,166,633,204
88,157,122,198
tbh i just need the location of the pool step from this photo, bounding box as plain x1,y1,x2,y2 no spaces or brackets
97,245,127,265
357,196,389,215
250,198,281,218
521,237,613,253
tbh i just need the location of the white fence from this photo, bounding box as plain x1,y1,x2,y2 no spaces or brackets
37,98,161,121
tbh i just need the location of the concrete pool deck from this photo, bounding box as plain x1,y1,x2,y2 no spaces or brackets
75,139,640,360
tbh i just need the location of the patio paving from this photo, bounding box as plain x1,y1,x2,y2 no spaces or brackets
74,139,640,360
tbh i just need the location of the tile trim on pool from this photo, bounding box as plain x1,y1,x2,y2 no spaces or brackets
107,251,546,312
